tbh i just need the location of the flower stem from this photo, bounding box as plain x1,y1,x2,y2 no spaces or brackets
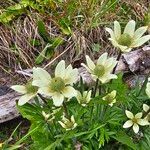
63,101,69,118
93,78,99,97
137,72,150,96
112,51,122,74
38,93,48,104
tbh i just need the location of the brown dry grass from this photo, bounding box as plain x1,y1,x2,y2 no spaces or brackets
0,0,149,81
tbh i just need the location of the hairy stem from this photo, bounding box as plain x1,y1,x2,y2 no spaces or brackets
63,101,69,118
112,50,122,74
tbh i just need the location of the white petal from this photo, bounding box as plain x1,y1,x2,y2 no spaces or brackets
86,90,92,103
105,27,115,39
133,123,139,134
62,86,77,98
121,47,132,53
18,94,36,106
32,80,50,87
135,112,142,119
85,55,95,70
133,26,148,39
105,57,117,71
109,39,130,52
137,119,149,126
32,67,51,87
38,87,55,97
110,90,117,98
132,35,150,47
114,21,121,39
124,20,136,37
52,93,64,106
143,104,149,112
97,52,108,65
146,83,150,98
64,68,78,85
11,85,27,94
99,74,117,84
123,120,133,128
71,115,75,123
109,38,119,47
125,110,134,119
81,63,92,73
58,121,66,128
55,60,65,78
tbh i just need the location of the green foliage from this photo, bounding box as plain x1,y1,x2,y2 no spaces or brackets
35,20,64,64
112,131,138,150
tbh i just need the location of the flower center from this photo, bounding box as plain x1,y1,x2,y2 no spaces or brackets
50,77,65,92
132,118,138,124
93,65,105,77
118,33,132,47
65,121,74,128
26,82,38,94
105,95,114,103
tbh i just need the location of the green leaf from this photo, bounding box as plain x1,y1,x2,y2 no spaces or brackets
91,43,101,52
112,131,137,150
37,20,51,43
107,73,128,103
35,43,51,64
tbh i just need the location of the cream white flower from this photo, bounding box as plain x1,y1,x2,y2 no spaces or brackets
58,115,77,130
123,110,149,134
42,111,51,120
11,82,38,106
143,104,149,112
32,60,78,107
42,111,55,122
81,53,117,83
102,90,116,107
143,104,150,122
106,20,150,52
0,143,3,148
76,90,92,106
146,78,150,98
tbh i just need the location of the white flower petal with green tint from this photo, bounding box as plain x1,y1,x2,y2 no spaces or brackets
18,93,35,106
55,60,65,78
135,112,142,119
32,67,51,87
132,123,139,133
58,121,67,128
124,20,136,37
105,57,117,70
38,87,55,97
105,28,115,40
106,20,149,52
137,118,149,126
132,35,150,47
64,68,78,85
125,110,134,119
122,48,132,53
81,63,92,73
146,82,150,98
133,26,148,39
86,90,92,103
123,120,133,128
85,55,95,70
143,104,149,112
11,85,27,94
32,80,50,87
97,52,108,65
52,93,64,106
114,21,121,39
62,86,77,98
71,115,75,123
109,39,129,52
